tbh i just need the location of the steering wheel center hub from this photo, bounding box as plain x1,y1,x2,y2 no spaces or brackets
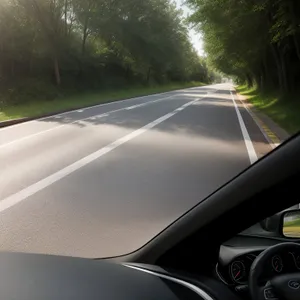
271,274,300,300
249,243,300,300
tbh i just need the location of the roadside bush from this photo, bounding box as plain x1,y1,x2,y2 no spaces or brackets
2,79,59,105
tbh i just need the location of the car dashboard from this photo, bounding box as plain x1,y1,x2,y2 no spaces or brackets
0,251,237,300
215,236,300,297
1,236,300,300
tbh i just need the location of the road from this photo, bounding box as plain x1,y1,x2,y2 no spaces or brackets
0,84,272,258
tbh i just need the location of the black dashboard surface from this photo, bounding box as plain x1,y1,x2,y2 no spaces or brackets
218,235,300,288
0,252,207,300
220,235,284,265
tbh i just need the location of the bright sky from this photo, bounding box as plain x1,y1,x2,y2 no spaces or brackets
175,0,204,56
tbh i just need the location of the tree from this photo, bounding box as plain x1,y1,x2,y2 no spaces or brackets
186,0,300,93
0,0,212,105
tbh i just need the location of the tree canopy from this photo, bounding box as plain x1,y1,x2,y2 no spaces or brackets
0,0,213,105
187,0,300,92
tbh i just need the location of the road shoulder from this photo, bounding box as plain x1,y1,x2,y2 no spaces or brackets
234,89,290,148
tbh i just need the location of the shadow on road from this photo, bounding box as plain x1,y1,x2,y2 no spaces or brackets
36,90,268,147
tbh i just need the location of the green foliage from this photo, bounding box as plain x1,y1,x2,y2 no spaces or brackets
0,81,205,121
0,0,213,106
186,0,300,93
237,85,300,134
284,218,300,227
3,79,59,105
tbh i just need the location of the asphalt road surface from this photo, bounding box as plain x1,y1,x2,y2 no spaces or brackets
0,84,273,258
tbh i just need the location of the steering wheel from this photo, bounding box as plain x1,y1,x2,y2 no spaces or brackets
249,243,300,300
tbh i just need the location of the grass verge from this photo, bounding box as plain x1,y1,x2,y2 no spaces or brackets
0,81,204,122
284,219,300,227
236,85,300,134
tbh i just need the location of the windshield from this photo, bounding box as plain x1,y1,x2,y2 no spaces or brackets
0,0,298,258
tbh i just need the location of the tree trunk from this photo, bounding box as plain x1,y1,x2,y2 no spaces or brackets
259,66,264,91
28,33,36,75
79,23,89,77
125,66,131,80
146,67,151,83
253,71,261,89
64,0,68,36
53,56,61,85
261,62,267,91
287,0,300,63
69,17,74,36
245,73,253,87
278,47,288,92
81,16,89,58
82,32,88,58
270,44,284,92
292,35,300,63
262,54,272,89
266,10,285,91
10,36,15,77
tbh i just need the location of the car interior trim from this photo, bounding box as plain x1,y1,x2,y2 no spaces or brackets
215,263,231,286
124,264,215,300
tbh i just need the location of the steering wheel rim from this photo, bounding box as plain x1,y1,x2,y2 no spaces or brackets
249,242,300,300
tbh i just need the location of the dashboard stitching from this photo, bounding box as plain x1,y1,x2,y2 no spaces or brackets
124,264,215,300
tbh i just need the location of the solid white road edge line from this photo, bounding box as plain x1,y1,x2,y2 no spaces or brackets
235,93,278,149
0,94,177,150
230,91,258,164
0,97,201,213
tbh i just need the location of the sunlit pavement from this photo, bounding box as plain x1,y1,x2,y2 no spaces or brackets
0,84,273,258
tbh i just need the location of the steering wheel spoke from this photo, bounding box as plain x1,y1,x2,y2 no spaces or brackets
261,285,278,300
249,243,300,300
